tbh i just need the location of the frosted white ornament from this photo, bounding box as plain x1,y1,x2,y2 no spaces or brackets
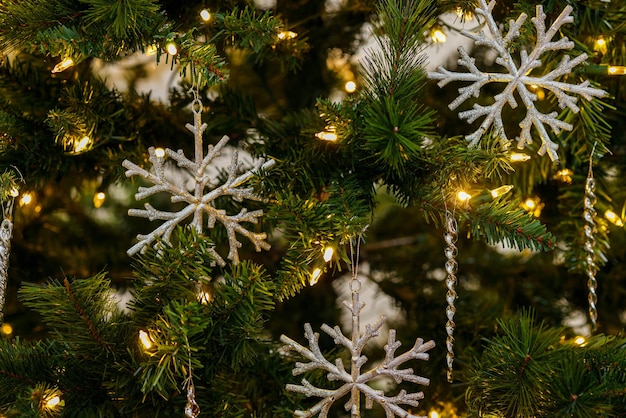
280,240,435,417
122,95,275,266
428,0,606,162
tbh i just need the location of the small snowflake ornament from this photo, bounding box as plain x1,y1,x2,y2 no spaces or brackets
122,97,275,266
428,0,606,162
281,276,435,417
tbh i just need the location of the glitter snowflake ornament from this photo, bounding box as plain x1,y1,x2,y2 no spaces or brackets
428,0,606,162
281,270,435,417
122,95,275,266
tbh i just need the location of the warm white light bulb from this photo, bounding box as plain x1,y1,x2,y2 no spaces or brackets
429,410,440,418
510,152,531,162
457,191,471,202
200,9,211,22
310,268,322,286
431,28,447,43
19,192,33,206
93,192,106,208
344,80,357,93
605,210,624,227
1,323,12,335
277,31,297,40
166,42,178,56
74,136,91,153
574,336,586,346
154,147,166,158
46,395,61,408
490,185,513,198
139,330,153,349
52,57,74,73
323,247,334,262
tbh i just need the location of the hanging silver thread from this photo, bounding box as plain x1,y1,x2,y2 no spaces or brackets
584,155,598,330
183,335,200,418
443,210,458,383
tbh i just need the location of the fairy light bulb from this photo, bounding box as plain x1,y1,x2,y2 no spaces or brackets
554,168,574,184
154,147,166,158
310,268,322,285
574,336,586,346
19,192,33,206
200,9,211,22
594,36,608,54
510,152,531,162
166,42,178,56
608,66,626,75
456,190,471,202
430,27,447,43
93,192,106,208
139,330,153,349
74,136,91,153
605,210,624,227
315,126,337,141
145,45,158,56
323,246,334,262
1,323,13,336
9,187,19,197
52,57,74,73
277,30,297,40
429,411,440,418
45,395,61,408
490,185,513,198
344,80,357,93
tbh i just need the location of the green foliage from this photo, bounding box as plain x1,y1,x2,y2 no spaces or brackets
466,310,626,417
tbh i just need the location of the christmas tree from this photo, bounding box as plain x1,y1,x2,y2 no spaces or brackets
0,0,625,416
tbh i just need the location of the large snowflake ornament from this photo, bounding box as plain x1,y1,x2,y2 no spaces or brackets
280,278,435,417
428,0,606,162
122,102,275,266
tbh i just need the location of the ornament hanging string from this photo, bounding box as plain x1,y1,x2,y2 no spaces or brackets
584,143,599,330
0,171,20,324
183,335,200,418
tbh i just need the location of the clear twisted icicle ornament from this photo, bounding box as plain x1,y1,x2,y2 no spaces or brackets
443,210,458,383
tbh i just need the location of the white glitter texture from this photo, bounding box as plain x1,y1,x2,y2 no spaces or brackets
122,103,275,266
280,278,435,417
428,0,606,161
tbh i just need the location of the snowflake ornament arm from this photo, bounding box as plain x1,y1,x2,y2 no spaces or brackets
280,278,435,418
122,102,275,266
428,0,606,162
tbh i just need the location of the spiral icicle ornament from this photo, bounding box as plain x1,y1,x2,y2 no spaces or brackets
443,210,459,382
583,160,598,330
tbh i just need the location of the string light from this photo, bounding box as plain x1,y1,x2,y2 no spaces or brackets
604,210,624,227
456,190,471,202
315,126,337,141
429,411,440,418
608,66,626,75
139,330,153,349
521,197,543,217
1,322,12,336
166,42,178,56
490,185,513,198
73,136,92,153
310,268,322,285
52,57,74,73
554,168,574,184
9,187,19,197
430,26,447,43
145,45,158,56
344,80,357,93
455,7,473,21
528,84,545,100
277,31,297,40
323,246,334,262
573,336,586,346
200,9,211,22
154,147,166,158
45,395,61,409
19,192,33,206
510,152,531,162
93,192,106,208
594,36,608,54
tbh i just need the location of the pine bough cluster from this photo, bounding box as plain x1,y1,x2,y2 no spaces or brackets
429,0,606,161
122,104,275,266
280,278,435,417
